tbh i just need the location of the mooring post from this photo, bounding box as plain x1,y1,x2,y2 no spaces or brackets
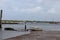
0,10,2,29
25,21,27,31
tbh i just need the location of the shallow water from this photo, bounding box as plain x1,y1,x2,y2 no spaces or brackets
1,22,60,39
0,30,2,40
2,30,30,39
2,22,60,31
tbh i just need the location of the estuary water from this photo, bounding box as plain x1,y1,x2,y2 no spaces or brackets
2,22,60,31
1,22,60,39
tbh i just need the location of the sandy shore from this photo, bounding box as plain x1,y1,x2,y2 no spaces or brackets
4,31,60,40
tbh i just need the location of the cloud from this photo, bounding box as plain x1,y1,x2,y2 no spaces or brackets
0,0,9,8
0,0,60,21
0,0,43,14
37,0,43,3
48,8,55,14
11,6,43,14
20,6,42,13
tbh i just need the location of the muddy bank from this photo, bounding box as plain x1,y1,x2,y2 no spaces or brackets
4,31,60,40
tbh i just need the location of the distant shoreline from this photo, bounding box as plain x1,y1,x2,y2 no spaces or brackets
2,20,60,24
2,23,19,24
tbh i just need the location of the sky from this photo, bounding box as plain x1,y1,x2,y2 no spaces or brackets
0,0,60,21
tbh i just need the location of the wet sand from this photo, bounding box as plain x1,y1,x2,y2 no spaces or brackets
4,31,60,40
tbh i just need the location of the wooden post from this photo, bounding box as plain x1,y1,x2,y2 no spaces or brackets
25,21,27,31
0,10,2,28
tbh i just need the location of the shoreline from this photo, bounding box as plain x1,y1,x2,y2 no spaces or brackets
4,31,60,40
2,23,19,24
2,30,30,40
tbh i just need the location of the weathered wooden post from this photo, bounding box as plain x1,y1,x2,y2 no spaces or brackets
0,10,2,29
25,21,27,31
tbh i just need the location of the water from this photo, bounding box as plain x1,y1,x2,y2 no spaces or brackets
2,22,60,31
1,22,60,39
0,30,2,40
2,31,30,39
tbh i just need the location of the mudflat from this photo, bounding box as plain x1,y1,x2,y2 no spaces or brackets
4,31,60,40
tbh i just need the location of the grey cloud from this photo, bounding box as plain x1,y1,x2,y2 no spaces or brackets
0,0,60,21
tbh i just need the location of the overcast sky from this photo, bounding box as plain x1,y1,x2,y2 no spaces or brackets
0,0,60,21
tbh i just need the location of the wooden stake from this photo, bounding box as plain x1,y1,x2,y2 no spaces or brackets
25,21,26,31
0,10,2,28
